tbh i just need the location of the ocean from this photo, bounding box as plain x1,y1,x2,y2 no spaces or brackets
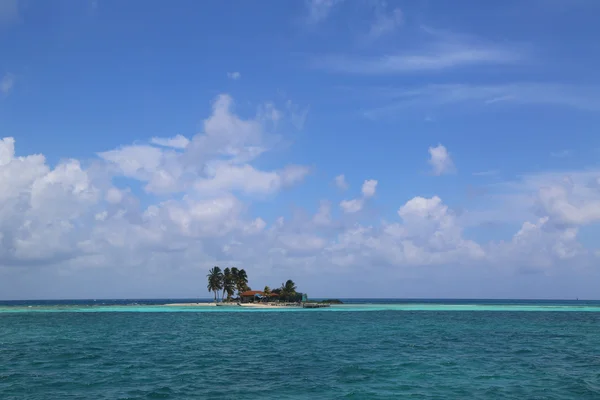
1,299,600,399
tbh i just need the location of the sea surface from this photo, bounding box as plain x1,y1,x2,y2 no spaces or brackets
2,299,600,399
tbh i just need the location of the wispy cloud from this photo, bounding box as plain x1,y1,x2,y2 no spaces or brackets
227,72,241,80
367,5,403,40
0,0,19,27
364,83,600,118
286,100,309,130
306,0,344,24
313,36,522,74
1,73,14,95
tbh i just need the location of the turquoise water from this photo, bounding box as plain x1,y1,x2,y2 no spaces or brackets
2,301,600,399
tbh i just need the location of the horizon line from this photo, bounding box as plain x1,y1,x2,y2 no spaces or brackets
0,297,593,302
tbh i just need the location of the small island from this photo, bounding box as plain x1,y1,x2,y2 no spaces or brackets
206,266,307,306
167,267,342,308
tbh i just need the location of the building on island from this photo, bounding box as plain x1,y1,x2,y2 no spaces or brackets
240,290,279,303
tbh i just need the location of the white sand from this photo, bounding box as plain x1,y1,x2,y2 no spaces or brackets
239,303,300,308
164,302,301,308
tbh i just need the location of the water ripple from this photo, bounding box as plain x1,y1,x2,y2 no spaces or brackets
1,311,600,399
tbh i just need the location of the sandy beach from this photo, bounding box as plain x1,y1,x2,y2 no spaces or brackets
239,303,300,308
164,302,301,308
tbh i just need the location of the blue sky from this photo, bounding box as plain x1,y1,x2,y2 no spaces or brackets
1,0,600,300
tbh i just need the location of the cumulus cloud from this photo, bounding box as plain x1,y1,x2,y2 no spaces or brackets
488,216,584,270
340,179,377,213
0,137,101,264
312,201,332,226
3,92,600,298
536,183,600,226
478,169,600,228
150,134,190,149
194,163,310,196
362,179,377,197
335,174,348,190
428,144,455,175
0,94,310,270
340,198,364,213
99,94,301,195
328,195,484,268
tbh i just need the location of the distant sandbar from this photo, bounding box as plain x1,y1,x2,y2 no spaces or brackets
164,302,302,308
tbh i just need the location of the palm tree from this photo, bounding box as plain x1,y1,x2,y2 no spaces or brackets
263,286,271,303
230,267,239,297
207,266,223,302
236,269,249,295
222,268,236,301
280,279,297,302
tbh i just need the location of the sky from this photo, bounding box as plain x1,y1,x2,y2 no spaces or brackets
1,0,600,300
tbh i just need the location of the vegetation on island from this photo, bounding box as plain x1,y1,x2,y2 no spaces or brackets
320,299,343,304
305,299,344,304
206,267,304,303
207,266,250,302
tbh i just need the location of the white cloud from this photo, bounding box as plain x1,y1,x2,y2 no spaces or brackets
150,135,190,149
340,198,364,213
457,169,600,242
489,216,584,269
306,0,344,24
3,92,600,298
99,94,306,195
536,183,600,226
105,187,123,204
0,138,100,264
361,179,377,197
227,72,241,80
1,73,14,95
314,40,521,75
334,174,348,190
329,195,485,268
428,144,455,176
194,163,309,196
312,201,332,226
340,178,377,213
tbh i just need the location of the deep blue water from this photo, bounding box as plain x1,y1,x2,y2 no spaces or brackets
2,299,600,399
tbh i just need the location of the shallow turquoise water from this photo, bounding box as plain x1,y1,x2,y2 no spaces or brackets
3,303,600,313
2,303,600,399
